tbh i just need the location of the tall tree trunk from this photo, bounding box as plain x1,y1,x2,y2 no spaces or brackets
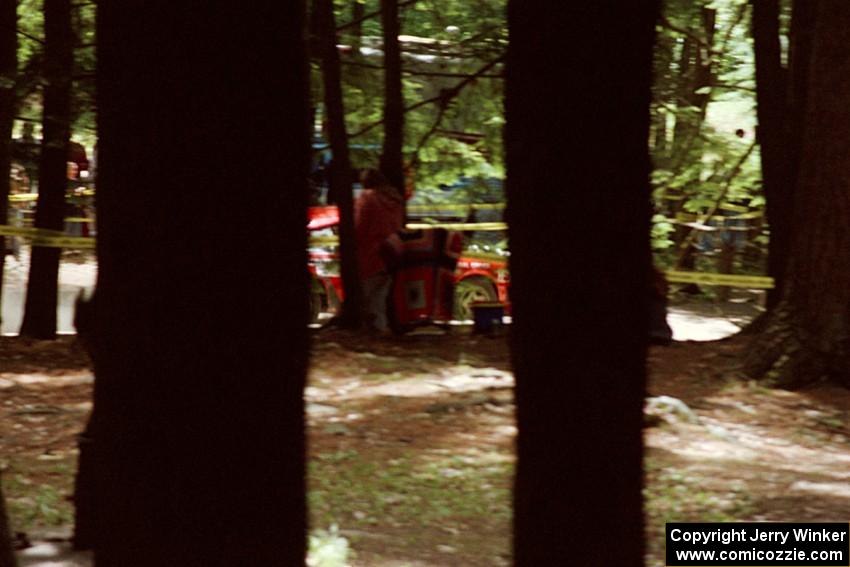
670,10,716,280
0,0,16,330
506,2,657,566
0,474,17,567
380,0,405,200
781,0,816,284
671,35,694,157
752,0,815,311
752,0,792,309
19,0,73,339
746,0,850,388
315,0,363,328
91,2,310,565
350,0,365,52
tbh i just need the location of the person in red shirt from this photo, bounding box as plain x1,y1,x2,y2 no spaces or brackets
355,169,404,332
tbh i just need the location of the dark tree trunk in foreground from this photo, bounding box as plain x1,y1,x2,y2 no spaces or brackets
506,2,657,566
90,2,310,565
747,0,850,388
0,0,16,329
19,0,73,339
315,0,363,328
751,0,815,310
752,0,791,309
0,475,17,567
380,0,405,199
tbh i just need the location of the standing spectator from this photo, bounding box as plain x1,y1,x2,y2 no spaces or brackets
355,168,404,332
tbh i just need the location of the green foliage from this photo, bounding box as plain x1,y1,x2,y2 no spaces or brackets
15,0,96,142
651,0,766,263
5,466,74,531
651,213,675,250
317,0,506,200
70,2,96,140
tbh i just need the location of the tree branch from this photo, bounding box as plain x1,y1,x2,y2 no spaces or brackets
673,140,757,268
337,0,418,32
410,95,450,167
343,53,504,142
17,27,44,45
658,15,710,49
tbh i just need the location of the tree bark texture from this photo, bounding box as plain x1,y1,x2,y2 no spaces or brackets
746,0,850,387
752,0,792,309
0,0,16,329
751,0,816,311
315,0,363,328
379,0,405,199
92,2,311,565
19,0,73,339
506,2,657,566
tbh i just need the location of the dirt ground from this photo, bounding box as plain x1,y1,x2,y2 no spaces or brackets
2,324,849,566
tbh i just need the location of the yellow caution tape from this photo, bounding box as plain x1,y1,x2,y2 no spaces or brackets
309,235,340,246
460,251,509,263
407,203,504,212
64,217,95,223
665,270,774,289
406,221,507,231
9,193,38,202
0,225,65,238
0,224,95,248
10,191,96,203
29,235,96,249
309,221,508,246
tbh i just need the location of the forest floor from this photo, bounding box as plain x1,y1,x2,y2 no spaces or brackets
2,307,850,566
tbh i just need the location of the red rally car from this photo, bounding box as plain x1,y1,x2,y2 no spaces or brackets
307,206,509,323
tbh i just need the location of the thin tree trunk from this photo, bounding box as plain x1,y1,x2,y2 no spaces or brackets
19,0,73,340
671,35,694,157
669,10,716,284
380,0,405,200
0,0,16,330
91,2,310,564
746,0,850,388
506,2,657,565
351,0,365,52
315,0,363,328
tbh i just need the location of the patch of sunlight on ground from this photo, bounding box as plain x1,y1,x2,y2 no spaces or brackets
668,307,744,342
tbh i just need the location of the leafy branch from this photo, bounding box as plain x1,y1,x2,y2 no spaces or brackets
673,140,757,268
337,0,419,32
343,53,504,143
